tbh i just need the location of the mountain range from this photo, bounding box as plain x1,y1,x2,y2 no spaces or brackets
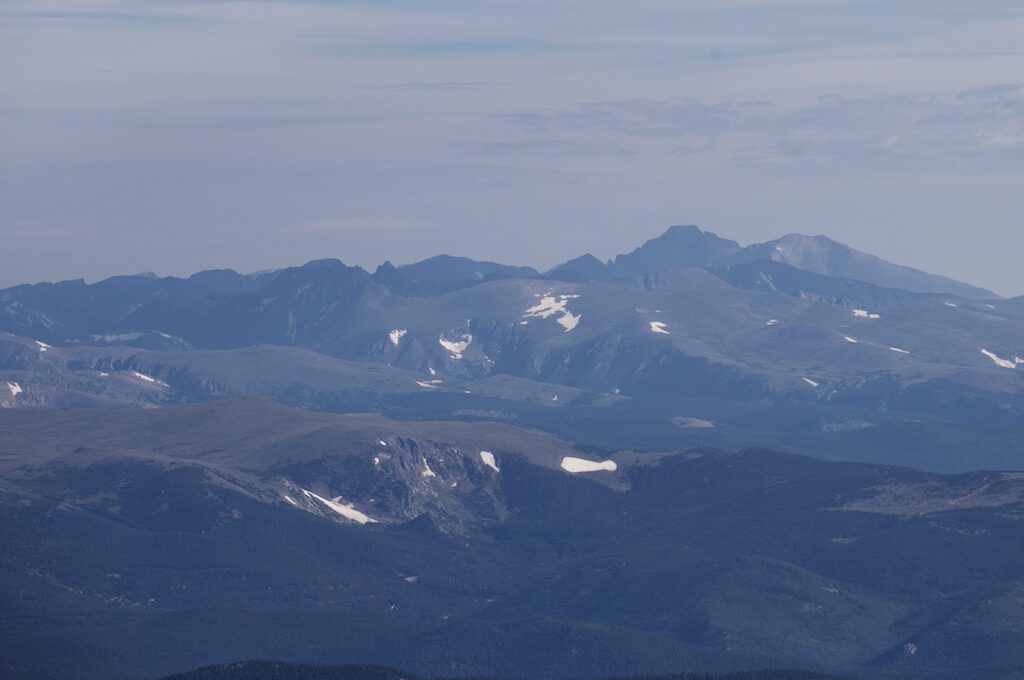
2,226,1020,472
1,225,1022,680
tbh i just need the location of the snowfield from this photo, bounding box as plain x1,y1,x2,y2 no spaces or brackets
560,456,617,473
439,333,472,359
479,450,500,472
649,321,671,335
301,488,378,524
981,349,1022,369
524,293,582,332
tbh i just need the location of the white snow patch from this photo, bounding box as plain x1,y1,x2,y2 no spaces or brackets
389,329,407,346
479,450,500,472
551,395,558,401
557,312,582,332
944,302,958,308
35,340,50,352
131,371,164,385
427,367,437,376
524,293,582,332
766,319,779,326
7,382,22,397
379,440,387,447
981,349,1022,369
649,321,671,335
843,336,859,344
301,488,377,524
852,309,880,319
802,377,820,388
519,320,529,325
415,380,439,389
422,461,437,478
99,372,109,377
985,304,996,310
439,333,472,359
561,456,617,473
889,347,911,354
282,494,300,507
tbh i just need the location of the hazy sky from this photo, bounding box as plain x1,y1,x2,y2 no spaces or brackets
2,1,1023,294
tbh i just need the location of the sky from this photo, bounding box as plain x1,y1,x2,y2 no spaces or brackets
2,0,1023,295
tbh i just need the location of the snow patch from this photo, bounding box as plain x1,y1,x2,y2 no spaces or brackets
981,349,1022,369
7,382,22,397
439,333,472,359
852,309,880,319
557,312,582,332
301,488,377,524
92,333,143,342
131,371,164,386
524,293,582,333
561,456,617,473
388,329,407,346
479,450,500,472
422,461,437,478
649,321,671,335
35,340,50,352
889,347,910,355
944,302,958,308
415,380,439,389
766,319,779,326
802,377,820,388
843,336,859,344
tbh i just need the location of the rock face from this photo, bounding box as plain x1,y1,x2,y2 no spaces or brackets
278,434,509,533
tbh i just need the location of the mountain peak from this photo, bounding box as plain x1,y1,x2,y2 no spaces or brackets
611,225,742,275
662,224,707,237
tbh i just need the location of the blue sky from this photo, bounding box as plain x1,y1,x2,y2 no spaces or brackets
1,0,1023,294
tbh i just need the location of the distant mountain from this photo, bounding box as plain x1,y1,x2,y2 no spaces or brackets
611,225,743,274
545,225,744,282
374,255,538,296
547,253,611,282
725,233,998,299
3,399,1023,680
